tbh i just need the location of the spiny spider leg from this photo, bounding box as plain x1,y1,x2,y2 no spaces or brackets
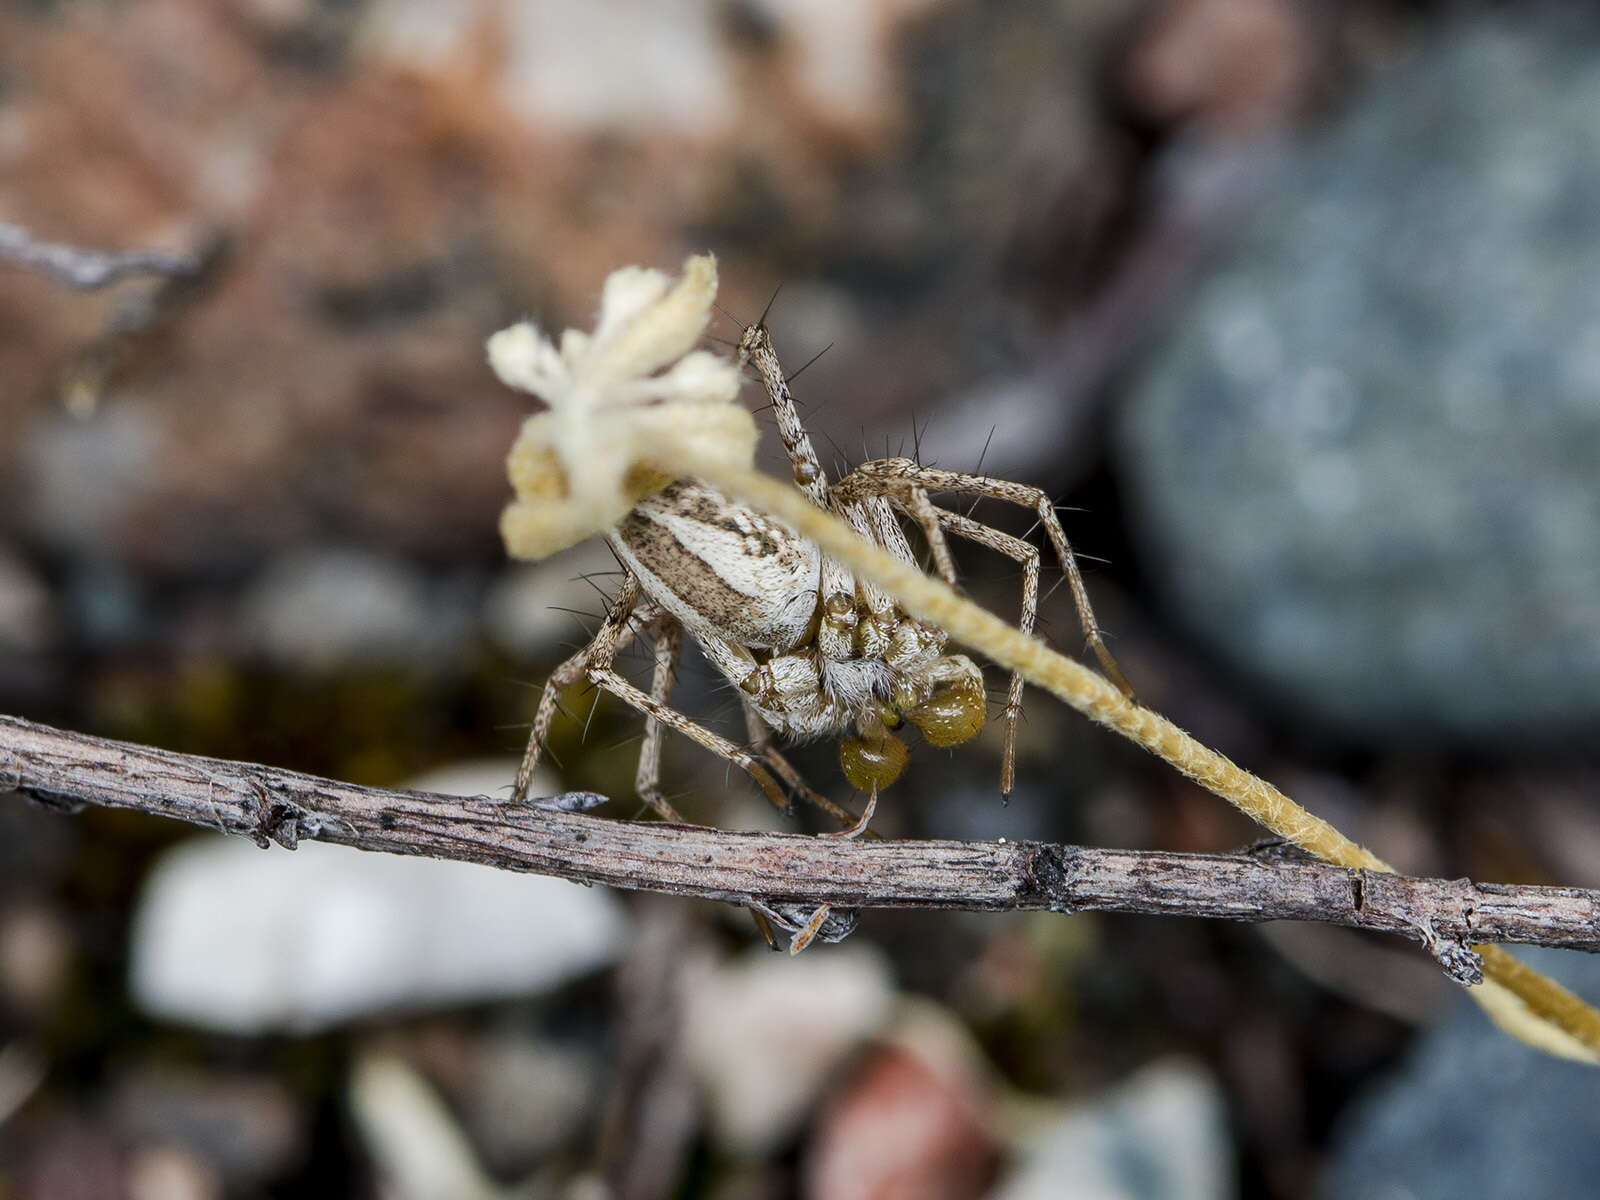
741,697,874,832
585,661,794,816
887,497,1040,796
519,578,791,820
636,621,687,822
737,318,917,622
834,459,1135,699
515,574,653,803
736,320,830,505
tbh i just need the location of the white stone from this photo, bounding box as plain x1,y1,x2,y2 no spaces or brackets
678,944,896,1156
129,759,625,1034
358,0,735,136
348,1054,503,1200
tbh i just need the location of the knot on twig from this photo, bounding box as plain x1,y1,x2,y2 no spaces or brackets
490,254,757,560
253,796,307,850
242,781,342,851
1417,918,1485,986
1023,843,1076,913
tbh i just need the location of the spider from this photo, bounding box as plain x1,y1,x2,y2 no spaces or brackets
499,260,1133,832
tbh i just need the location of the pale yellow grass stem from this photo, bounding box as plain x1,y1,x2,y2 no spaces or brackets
678,453,1600,1062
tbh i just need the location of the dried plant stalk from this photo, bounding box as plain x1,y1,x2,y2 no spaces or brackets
674,453,1600,1063
485,254,1600,1062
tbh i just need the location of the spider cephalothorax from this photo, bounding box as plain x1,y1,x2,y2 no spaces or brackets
492,255,1130,829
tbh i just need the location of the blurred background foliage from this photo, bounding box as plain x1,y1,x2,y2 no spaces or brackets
3,1,1600,1197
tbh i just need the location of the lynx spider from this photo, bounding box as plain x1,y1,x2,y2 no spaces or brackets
509,293,1133,829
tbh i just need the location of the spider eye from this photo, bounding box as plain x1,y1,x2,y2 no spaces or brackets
839,732,909,792
904,675,986,747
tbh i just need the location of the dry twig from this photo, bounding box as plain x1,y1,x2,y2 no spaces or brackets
0,221,204,290
6,714,1599,970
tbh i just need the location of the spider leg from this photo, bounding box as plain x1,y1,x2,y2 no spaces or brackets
514,573,653,803
585,665,794,817
736,320,831,506
523,574,803,821
891,497,1039,797
817,783,877,839
836,459,1134,699
741,696,873,832
738,320,922,650
890,485,959,587
635,620,688,822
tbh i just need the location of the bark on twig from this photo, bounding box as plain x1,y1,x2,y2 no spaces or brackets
4,715,1599,970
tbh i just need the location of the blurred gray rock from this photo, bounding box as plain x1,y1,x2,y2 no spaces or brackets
480,540,623,661
238,547,462,672
21,405,165,558
110,1069,304,1187
991,1059,1233,1200
1324,949,1600,1200
0,547,53,652
463,1032,599,1171
1118,18,1600,741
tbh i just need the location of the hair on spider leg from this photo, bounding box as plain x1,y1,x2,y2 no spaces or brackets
789,389,831,420
545,604,606,625
757,282,783,326
492,720,536,744
909,410,933,469
820,430,852,475
1039,574,1073,607
972,425,997,475
537,738,568,772
573,571,624,605
576,684,608,746
495,720,569,772
548,616,605,645
961,426,1000,518
598,730,650,756
713,282,784,335
786,341,834,383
